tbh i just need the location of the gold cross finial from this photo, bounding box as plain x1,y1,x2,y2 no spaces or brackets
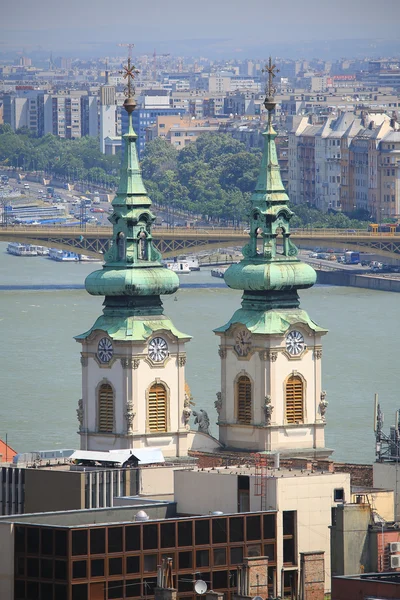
262,56,279,99
119,56,140,98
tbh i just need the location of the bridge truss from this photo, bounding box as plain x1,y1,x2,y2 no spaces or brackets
2,227,400,260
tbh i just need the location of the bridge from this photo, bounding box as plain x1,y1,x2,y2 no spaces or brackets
1,226,400,260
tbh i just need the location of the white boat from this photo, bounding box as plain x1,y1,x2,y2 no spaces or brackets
165,260,191,274
6,243,38,256
48,248,79,262
180,256,200,271
79,254,102,263
30,245,49,256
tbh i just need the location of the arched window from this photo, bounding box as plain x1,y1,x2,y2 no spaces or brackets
285,375,304,424
237,375,252,424
98,383,114,433
148,383,167,433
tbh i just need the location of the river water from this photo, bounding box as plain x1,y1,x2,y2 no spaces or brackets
0,241,397,464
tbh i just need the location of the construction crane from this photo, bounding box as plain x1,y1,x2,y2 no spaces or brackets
117,43,135,59
153,50,171,81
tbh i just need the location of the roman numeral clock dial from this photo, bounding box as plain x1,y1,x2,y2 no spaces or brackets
286,330,305,356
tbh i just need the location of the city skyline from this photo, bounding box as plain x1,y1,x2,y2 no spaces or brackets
1,0,400,58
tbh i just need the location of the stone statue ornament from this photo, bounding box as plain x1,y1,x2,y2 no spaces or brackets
183,382,195,429
192,409,210,435
263,395,274,425
214,392,222,415
76,399,84,431
319,390,328,421
125,402,136,435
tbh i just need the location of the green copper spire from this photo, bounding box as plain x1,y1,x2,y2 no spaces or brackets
216,57,317,331
77,59,188,342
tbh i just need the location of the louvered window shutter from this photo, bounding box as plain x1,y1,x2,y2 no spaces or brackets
237,376,252,424
98,384,114,433
285,376,304,423
148,384,167,432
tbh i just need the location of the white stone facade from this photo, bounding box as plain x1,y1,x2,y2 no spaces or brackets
216,322,328,454
77,329,190,457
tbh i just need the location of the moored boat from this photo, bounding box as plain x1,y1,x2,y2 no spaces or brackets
6,243,38,256
48,249,79,262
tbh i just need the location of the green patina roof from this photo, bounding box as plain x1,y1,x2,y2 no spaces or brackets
214,307,327,335
218,92,326,333
77,97,190,342
224,259,317,292
76,315,190,342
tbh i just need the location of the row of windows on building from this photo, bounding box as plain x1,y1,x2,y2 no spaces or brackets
97,374,305,434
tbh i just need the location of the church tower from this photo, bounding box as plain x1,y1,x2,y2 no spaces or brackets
75,60,191,457
214,59,329,457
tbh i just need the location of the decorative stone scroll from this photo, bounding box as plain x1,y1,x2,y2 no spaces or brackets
314,348,323,360
179,355,187,367
218,347,227,359
80,355,88,367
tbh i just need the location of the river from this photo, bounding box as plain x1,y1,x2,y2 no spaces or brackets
0,241,397,464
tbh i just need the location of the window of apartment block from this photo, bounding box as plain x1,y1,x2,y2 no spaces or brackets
125,525,140,552
90,528,106,555
108,527,123,553
109,557,123,576
126,555,140,574
283,511,296,565
246,515,261,541
212,518,227,544
230,517,244,542
160,522,175,548
91,558,105,577
195,519,210,545
334,488,345,502
72,530,88,556
178,550,192,569
143,524,158,550
72,560,87,579
178,520,192,547
41,529,53,555
125,579,141,598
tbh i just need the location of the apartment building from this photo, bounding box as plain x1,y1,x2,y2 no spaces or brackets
289,111,400,215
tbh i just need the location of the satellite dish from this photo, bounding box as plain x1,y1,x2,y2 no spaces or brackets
252,596,264,600
194,580,207,595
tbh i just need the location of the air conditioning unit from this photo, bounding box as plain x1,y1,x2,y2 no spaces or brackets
390,555,400,568
390,542,400,553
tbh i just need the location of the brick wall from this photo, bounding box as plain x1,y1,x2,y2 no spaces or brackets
300,551,325,600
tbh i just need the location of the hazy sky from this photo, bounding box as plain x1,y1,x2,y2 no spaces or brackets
1,0,400,55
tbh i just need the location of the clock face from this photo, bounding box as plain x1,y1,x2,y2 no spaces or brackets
286,330,305,356
148,337,168,362
97,337,114,363
234,329,252,357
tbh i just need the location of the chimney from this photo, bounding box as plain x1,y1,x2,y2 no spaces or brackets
233,556,269,600
300,551,325,600
154,558,177,600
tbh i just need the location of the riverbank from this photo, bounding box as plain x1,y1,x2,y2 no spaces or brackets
317,270,400,292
